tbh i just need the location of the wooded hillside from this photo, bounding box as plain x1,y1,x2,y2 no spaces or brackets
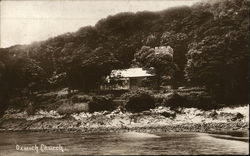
0,0,249,115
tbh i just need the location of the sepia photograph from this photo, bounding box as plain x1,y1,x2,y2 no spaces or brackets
0,0,249,155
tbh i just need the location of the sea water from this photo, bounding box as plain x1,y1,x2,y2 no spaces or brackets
0,131,248,155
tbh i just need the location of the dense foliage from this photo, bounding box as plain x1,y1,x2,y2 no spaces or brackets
164,91,216,110
122,90,155,112
88,95,116,113
0,0,249,115
134,45,176,88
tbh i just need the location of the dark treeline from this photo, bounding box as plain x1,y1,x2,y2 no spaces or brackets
0,0,249,116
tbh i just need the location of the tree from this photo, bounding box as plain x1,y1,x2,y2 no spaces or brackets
134,46,177,89
0,60,9,117
160,31,189,86
0,49,12,116
8,57,47,96
145,33,161,48
65,46,119,92
185,32,248,104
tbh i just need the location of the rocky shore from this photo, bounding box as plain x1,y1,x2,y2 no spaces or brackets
0,105,248,134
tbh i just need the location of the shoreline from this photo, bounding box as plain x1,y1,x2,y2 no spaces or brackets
0,119,248,142
0,122,249,143
0,121,248,134
0,105,248,136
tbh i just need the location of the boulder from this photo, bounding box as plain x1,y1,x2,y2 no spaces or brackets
160,111,176,118
209,110,218,118
231,113,244,121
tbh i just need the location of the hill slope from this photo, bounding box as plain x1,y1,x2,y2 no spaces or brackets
0,0,249,115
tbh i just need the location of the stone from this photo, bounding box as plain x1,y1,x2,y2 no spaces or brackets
209,110,218,118
236,113,244,119
231,113,244,121
160,111,176,118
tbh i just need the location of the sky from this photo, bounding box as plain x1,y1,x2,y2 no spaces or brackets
0,0,199,48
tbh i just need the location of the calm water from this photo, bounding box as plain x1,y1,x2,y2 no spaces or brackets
0,131,248,155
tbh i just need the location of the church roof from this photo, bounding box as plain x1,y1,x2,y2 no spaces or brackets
110,67,155,78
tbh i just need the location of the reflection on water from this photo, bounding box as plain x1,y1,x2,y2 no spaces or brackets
0,131,248,155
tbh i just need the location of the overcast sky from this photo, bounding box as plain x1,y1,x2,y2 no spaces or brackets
0,0,199,48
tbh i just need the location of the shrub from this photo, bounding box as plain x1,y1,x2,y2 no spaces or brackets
77,95,92,102
88,94,115,113
164,91,217,110
164,92,188,108
8,97,26,109
122,89,155,112
154,93,172,106
57,102,89,115
186,93,216,110
71,94,92,103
